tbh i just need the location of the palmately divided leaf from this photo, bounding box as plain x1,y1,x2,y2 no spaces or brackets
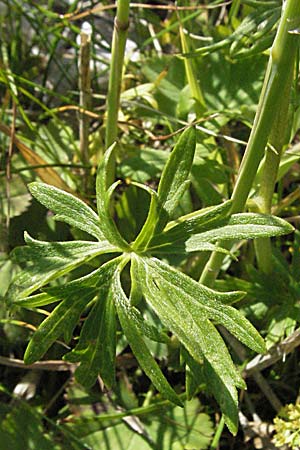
147,201,233,254
138,257,245,384
142,257,265,353
29,182,105,241
96,144,131,249
113,262,182,406
7,233,119,301
134,256,266,432
155,127,196,232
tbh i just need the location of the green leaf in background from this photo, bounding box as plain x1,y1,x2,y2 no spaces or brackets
118,148,167,184
113,261,182,407
183,7,280,59
76,398,214,450
29,182,105,241
0,175,31,219
0,402,55,450
7,233,119,301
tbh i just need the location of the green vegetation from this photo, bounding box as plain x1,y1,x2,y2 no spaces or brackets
1,1,300,448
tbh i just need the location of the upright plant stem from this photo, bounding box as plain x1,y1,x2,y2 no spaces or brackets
177,3,206,117
200,0,300,286
105,0,130,185
254,68,294,273
79,26,91,188
210,415,225,450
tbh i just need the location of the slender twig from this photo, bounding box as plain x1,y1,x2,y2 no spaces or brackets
6,102,16,231
79,26,92,170
245,329,300,375
272,186,300,215
0,354,137,372
252,371,283,412
222,327,283,412
66,2,233,22
0,355,77,371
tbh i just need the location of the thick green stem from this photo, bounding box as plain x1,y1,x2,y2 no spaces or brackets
200,0,300,286
254,68,294,273
231,0,300,214
210,415,225,450
179,25,206,117
105,0,130,184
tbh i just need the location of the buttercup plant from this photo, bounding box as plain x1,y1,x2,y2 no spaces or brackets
5,0,300,439
8,125,293,434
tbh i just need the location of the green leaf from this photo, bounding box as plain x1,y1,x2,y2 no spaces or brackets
96,144,130,249
186,213,294,245
155,127,196,232
149,209,292,253
66,286,117,389
14,264,111,307
117,148,167,184
203,358,239,435
182,7,280,58
74,398,213,450
8,233,119,301
132,183,159,251
149,200,232,249
0,175,31,219
148,240,230,256
24,257,121,365
29,182,105,241
113,262,182,407
142,257,265,353
135,256,266,432
24,286,96,365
